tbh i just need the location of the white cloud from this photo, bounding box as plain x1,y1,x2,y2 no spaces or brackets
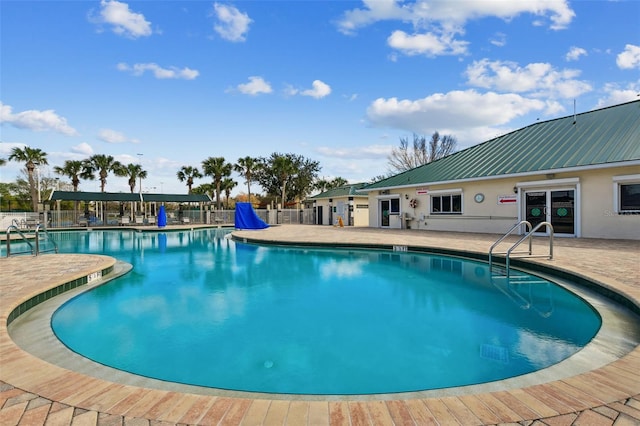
387,30,469,56
283,84,299,97
490,32,506,47
71,142,94,156
117,63,199,80
336,1,574,58
94,0,152,38
616,44,640,70
212,3,252,42
566,46,587,61
366,90,547,146
0,142,26,157
338,0,575,33
465,59,592,99
301,80,332,99
336,0,412,35
596,81,640,108
98,129,140,144
0,102,78,136
315,144,392,160
237,76,273,96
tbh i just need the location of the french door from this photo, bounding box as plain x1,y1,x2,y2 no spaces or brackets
525,189,575,236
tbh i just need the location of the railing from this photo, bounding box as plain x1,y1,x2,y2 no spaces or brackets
489,221,531,271
5,225,35,257
3,208,319,229
4,224,59,257
489,221,554,277
34,224,58,255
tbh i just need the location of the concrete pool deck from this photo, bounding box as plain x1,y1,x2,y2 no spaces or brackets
1,225,639,425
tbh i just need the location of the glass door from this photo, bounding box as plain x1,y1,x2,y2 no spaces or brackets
550,190,575,235
525,192,547,231
525,189,575,235
380,199,390,227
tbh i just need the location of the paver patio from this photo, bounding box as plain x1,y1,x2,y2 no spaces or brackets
1,225,639,425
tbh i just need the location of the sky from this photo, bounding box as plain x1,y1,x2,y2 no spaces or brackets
1,0,639,196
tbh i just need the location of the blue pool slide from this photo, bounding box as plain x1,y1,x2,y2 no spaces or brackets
234,202,269,229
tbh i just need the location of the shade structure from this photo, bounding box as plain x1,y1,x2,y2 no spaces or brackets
158,205,167,228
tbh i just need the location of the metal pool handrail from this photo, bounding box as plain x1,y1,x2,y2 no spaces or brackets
5,225,35,257
35,224,59,255
490,220,554,277
489,220,532,271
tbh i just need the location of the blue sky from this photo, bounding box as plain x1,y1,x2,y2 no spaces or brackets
1,0,639,195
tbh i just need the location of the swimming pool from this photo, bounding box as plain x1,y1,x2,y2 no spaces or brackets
49,229,601,395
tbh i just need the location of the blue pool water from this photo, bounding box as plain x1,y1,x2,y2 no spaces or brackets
49,229,600,395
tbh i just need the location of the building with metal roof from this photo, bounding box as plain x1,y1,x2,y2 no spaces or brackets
308,183,370,226
363,100,640,239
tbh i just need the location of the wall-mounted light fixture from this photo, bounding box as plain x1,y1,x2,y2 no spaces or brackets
405,194,409,199
513,186,518,194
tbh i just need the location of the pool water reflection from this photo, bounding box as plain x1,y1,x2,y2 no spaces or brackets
50,229,601,395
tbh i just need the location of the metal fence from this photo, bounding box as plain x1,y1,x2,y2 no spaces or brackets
2,208,317,230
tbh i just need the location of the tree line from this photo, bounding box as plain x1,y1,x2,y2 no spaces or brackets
1,131,456,212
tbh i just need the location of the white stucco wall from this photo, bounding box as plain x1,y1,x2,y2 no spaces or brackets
578,166,639,239
366,165,640,240
313,196,369,226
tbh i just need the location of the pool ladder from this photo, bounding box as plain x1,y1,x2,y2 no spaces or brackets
489,220,554,278
5,224,58,257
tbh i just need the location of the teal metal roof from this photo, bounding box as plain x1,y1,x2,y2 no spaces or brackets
50,191,141,202
309,183,369,199
366,100,640,190
142,193,211,203
50,191,211,203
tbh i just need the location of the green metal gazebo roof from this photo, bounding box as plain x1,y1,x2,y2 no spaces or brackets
49,191,142,202
141,193,211,203
309,183,369,199
49,191,211,203
366,100,640,190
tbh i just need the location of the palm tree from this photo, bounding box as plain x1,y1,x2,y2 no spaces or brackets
192,183,214,199
221,177,237,209
233,156,261,201
0,158,6,166
8,146,48,212
54,160,93,192
115,163,148,193
272,154,297,208
83,154,122,192
54,160,94,221
176,166,202,194
202,157,232,209
330,177,349,188
315,178,330,193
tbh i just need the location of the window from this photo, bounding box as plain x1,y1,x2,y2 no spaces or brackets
431,193,462,214
620,183,640,212
613,175,640,214
390,198,400,214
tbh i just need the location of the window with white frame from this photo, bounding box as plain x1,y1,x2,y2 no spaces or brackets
430,189,462,214
390,198,400,214
614,175,640,214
